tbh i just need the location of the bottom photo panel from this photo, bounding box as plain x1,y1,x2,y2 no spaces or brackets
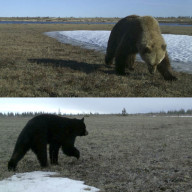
0,98,192,192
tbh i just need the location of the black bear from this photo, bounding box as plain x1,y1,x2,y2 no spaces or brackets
8,114,88,171
105,15,177,81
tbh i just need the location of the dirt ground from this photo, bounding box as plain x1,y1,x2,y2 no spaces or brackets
0,23,192,97
0,115,192,192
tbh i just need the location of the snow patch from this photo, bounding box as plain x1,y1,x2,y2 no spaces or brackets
45,30,192,74
0,171,99,192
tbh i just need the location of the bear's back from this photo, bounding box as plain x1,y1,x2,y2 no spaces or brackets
139,16,162,36
138,16,165,49
17,114,76,145
20,114,71,137
114,15,161,37
113,15,141,36
111,15,162,45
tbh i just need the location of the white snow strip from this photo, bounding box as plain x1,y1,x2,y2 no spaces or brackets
0,171,99,192
45,30,192,74
59,30,109,49
163,34,192,63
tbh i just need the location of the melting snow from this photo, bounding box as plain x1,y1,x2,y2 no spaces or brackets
0,171,99,192
45,30,192,74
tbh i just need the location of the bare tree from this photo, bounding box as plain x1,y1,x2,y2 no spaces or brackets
122,108,127,116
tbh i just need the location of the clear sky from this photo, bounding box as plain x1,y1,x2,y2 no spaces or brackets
0,0,191,18
0,98,192,114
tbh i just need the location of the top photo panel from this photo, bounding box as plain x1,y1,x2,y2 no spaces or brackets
0,0,192,97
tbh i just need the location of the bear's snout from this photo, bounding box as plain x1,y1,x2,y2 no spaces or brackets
148,64,157,74
80,129,88,136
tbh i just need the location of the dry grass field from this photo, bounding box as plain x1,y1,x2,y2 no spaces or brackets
0,23,192,97
0,115,192,192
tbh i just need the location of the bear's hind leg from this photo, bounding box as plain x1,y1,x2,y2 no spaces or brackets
8,146,29,171
49,143,60,165
31,143,48,168
157,52,177,81
126,54,136,71
105,35,117,65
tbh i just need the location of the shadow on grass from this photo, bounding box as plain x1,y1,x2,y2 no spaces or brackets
28,58,103,74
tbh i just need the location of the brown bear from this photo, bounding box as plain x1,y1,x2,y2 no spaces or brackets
8,114,88,171
105,15,177,81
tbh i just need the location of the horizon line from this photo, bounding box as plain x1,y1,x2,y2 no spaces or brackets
0,16,192,18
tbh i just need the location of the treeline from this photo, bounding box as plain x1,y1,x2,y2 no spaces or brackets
121,108,192,116
156,16,192,24
147,109,192,116
156,16,192,19
0,109,192,117
0,112,59,117
0,111,101,117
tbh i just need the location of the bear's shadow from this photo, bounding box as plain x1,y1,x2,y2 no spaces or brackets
28,58,104,74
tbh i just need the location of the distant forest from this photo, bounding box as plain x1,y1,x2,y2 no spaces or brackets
145,109,192,116
0,109,192,117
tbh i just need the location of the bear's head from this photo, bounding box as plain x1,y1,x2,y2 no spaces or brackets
139,41,167,74
75,117,88,136
138,16,167,74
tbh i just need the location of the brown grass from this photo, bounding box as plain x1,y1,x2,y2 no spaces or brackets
0,24,192,96
0,115,192,192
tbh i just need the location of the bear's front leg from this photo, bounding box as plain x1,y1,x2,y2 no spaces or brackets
62,146,80,159
157,52,177,81
115,39,132,75
115,52,127,75
126,54,136,71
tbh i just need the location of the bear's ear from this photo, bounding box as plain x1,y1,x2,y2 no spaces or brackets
81,117,84,122
161,44,167,51
143,46,151,54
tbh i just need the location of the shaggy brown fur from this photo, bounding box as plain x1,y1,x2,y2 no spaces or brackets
105,15,177,81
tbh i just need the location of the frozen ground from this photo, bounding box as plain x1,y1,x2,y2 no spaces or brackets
0,172,99,192
45,30,192,74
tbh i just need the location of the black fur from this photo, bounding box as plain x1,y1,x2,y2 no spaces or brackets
8,114,88,171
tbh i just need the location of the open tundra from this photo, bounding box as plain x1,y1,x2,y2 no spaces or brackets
1,115,192,192
0,24,192,96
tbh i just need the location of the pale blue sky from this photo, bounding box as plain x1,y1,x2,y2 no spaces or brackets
0,98,192,114
0,0,191,18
